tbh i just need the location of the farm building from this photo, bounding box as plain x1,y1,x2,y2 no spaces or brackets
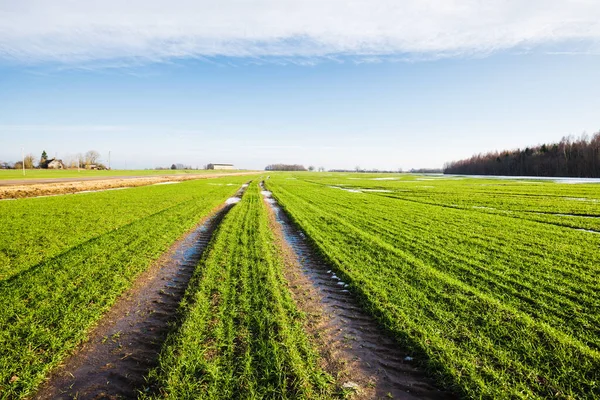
207,163,234,170
47,159,65,169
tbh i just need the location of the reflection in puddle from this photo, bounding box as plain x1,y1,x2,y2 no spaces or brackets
36,185,248,399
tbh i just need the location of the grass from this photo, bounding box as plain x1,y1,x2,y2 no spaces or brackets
0,169,249,181
144,181,334,399
0,177,249,398
3,171,598,398
265,173,600,399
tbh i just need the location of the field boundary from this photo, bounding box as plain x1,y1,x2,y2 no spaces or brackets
0,171,258,199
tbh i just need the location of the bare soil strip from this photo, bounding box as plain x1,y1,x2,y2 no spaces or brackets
0,171,257,199
34,188,247,400
261,187,454,400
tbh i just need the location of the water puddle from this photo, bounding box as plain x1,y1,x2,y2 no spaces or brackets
261,184,452,399
225,197,241,204
35,186,248,400
549,213,598,219
564,197,599,203
575,228,600,234
472,206,496,210
328,186,362,193
362,189,393,193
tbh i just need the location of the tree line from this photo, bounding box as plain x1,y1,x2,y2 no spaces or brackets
265,164,308,171
444,132,600,177
1,150,106,170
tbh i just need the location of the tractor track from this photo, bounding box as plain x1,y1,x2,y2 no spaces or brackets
34,186,248,400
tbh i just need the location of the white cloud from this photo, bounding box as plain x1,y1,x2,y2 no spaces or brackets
0,124,131,132
0,0,599,64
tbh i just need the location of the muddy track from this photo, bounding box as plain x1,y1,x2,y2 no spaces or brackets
261,185,454,400
34,186,248,400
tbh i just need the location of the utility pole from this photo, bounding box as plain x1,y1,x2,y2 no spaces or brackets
108,151,111,170
21,147,25,176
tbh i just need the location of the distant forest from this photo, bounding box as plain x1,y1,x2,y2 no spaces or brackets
444,132,600,177
265,164,307,171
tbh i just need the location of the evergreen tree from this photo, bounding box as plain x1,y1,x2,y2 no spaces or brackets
40,150,48,168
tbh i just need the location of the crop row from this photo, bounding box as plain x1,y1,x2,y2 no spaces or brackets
303,174,600,232
0,178,249,398
144,182,333,399
266,175,600,398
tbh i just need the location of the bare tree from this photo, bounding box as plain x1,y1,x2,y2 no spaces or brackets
308,165,315,171
84,150,101,166
76,153,84,168
63,154,76,168
24,154,36,169
444,131,600,177
264,164,307,171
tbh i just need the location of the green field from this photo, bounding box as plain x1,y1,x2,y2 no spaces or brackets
0,169,247,181
1,172,599,399
145,182,333,399
0,177,249,397
265,173,600,398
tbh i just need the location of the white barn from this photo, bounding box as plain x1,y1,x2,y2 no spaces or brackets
207,163,234,170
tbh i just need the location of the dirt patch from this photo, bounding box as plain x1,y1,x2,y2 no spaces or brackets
34,187,247,400
262,187,454,400
0,172,257,199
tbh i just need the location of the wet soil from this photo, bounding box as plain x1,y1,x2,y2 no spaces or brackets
261,185,454,400
34,189,246,400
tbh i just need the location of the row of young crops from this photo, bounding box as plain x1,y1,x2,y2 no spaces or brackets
0,177,250,397
2,172,598,398
143,181,333,399
265,174,600,399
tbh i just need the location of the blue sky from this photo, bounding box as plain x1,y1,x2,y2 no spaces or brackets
1,1,599,170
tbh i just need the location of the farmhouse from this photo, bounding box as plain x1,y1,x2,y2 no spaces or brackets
47,158,65,169
207,163,234,170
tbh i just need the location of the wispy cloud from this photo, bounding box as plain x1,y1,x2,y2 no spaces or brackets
0,124,132,132
1,0,599,65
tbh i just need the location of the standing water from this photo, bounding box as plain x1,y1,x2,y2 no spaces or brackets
35,185,248,399
260,183,453,399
